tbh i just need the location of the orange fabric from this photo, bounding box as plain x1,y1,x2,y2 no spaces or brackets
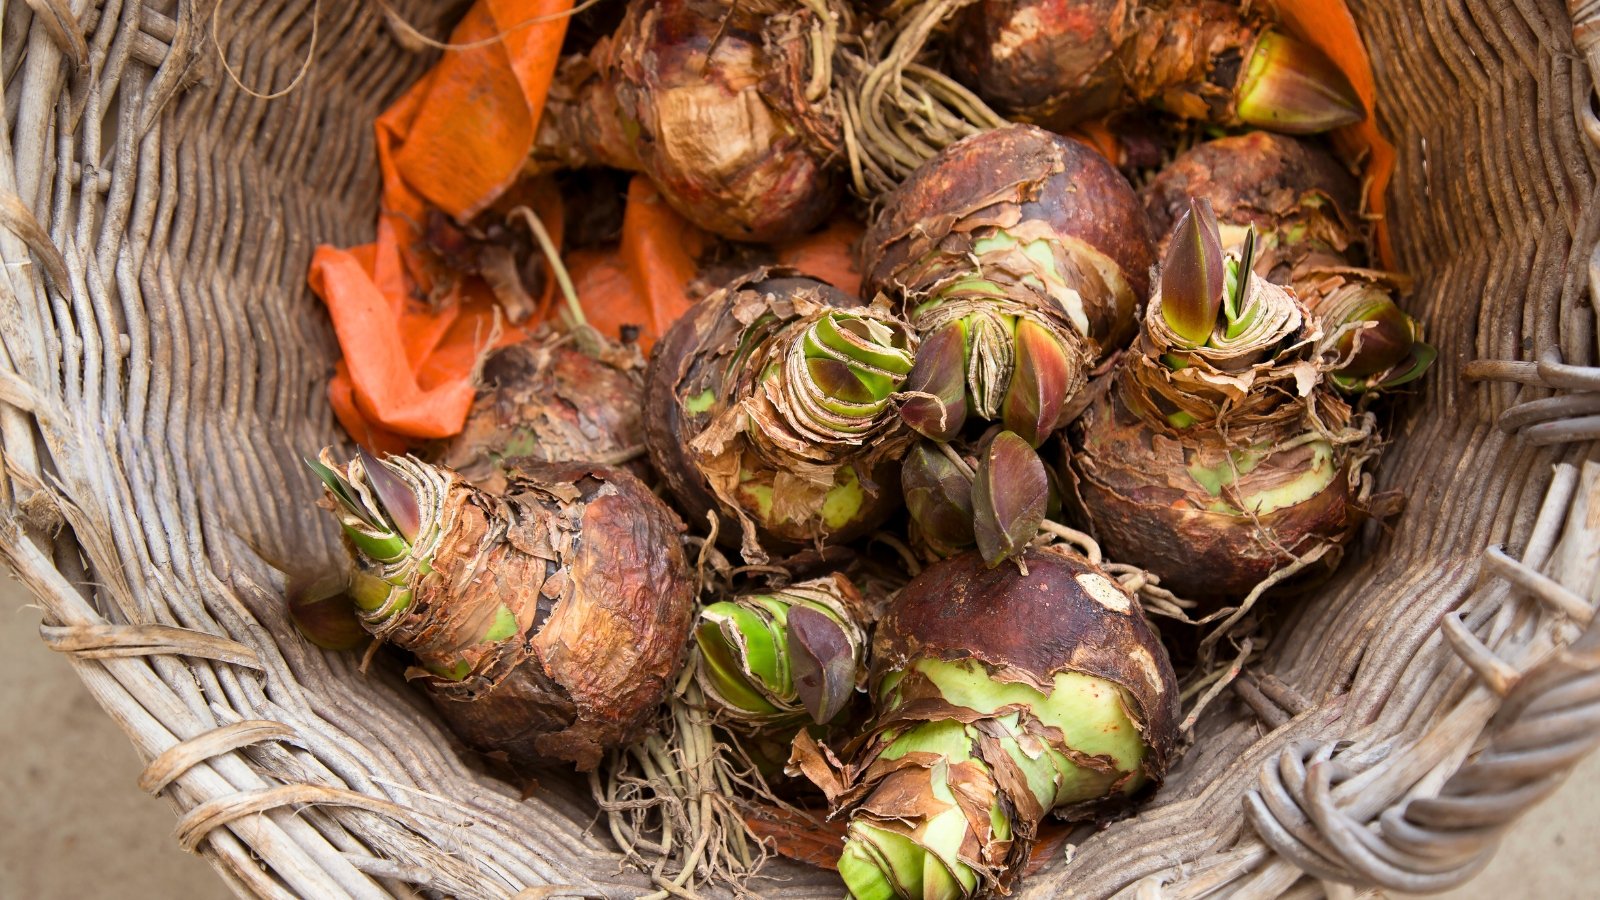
393,0,575,222
1068,119,1122,168
1267,0,1396,269
310,0,571,451
776,217,864,298
310,245,523,440
565,182,865,353
329,363,409,456
568,177,706,353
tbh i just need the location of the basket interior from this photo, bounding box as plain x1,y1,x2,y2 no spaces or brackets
10,0,1599,896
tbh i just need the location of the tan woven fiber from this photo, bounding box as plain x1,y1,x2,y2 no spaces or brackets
0,1,1596,897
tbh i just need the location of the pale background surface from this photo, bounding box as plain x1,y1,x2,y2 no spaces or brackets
1,575,1592,898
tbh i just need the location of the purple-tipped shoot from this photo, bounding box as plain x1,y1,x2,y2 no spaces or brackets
1324,293,1437,392
902,442,977,554
972,431,1049,568
1002,320,1073,448
899,321,969,441
286,573,367,651
1331,301,1417,378
1236,30,1365,135
1160,199,1227,347
357,448,422,543
786,605,858,725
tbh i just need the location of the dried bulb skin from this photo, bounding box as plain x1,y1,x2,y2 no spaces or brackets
947,0,1362,133
533,0,841,242
314,454,696,771
645,269,917,563
531,52,643,174
1142,132,1364,272
864,125,1154,442
1071,385,1360,600
432,336,645,491
795,547,1178,899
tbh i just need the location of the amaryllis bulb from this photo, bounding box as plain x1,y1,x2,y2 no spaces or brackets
312,451,696,771
530,0,843,241
1072,215,1371,600
646,271,918,562
947,1,1363,135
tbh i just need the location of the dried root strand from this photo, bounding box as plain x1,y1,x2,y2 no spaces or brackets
832,0,1007,199
591,678,778,896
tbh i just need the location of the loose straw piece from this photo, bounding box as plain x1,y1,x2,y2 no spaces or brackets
377,0,606,53
40,622,263,670
174,783,459,853
140,720,300,795
212,0,320,101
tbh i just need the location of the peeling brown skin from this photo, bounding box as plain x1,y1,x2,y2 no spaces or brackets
950,0,1135,127
645,269,903,554
948,0,1262,130
1142,131,1364,265
873,547,1179,784
433,339,646,491
864,124,1154,349
532,0,839,242
1070,385,1360,602
421,461,695,772
645,287,732,534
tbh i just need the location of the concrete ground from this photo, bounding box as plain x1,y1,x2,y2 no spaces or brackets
1,575,1593,898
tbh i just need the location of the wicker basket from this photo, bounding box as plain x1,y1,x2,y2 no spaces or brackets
3,1,1599,897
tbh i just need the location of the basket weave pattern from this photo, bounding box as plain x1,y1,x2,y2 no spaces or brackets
0,1,1596,898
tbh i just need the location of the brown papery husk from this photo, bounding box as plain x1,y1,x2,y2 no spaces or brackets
863,124,1153,346
795,547,1179,892
1142,131,1368,274
1133,273,1320,421
395,460,695,772
430,333,646,492
947,0,1265,130
645,268,912,563
1071,380,1367,603
530,0,845,242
